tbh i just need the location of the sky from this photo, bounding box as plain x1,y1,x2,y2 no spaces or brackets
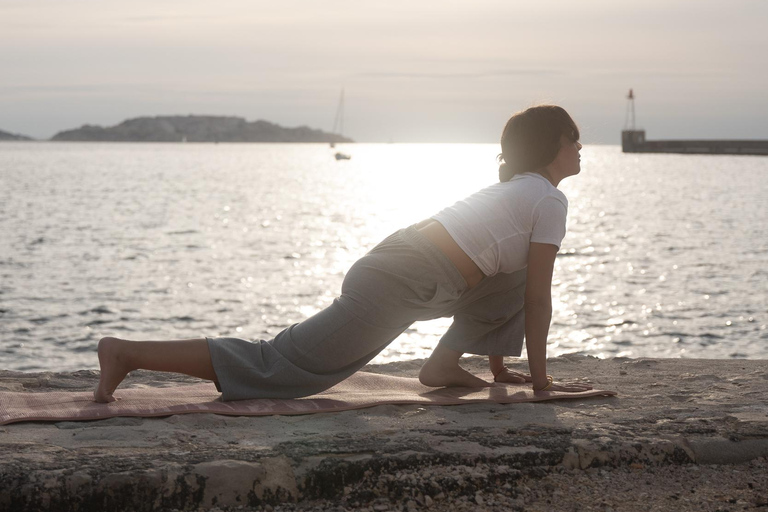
1,0,767,143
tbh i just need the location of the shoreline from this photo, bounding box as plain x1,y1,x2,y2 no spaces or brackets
1,356,767,511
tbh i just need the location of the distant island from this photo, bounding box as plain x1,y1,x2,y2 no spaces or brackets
51,115,353,143
0,129,33,141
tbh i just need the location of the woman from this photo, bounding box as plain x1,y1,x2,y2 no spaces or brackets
94,105,592,403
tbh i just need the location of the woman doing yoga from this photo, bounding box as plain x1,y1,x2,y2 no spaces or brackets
94,105,592,403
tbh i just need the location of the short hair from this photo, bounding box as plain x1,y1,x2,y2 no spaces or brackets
498,105,580,182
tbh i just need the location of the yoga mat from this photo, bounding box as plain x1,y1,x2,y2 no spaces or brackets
0,372,616,426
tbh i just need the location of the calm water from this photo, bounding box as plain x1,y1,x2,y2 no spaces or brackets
1,142,767,372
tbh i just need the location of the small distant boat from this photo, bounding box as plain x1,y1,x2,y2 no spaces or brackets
334,152,351,160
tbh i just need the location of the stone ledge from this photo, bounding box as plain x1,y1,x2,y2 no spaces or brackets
1,356,767,511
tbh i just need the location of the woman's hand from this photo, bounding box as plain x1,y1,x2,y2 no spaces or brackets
494,365,593,392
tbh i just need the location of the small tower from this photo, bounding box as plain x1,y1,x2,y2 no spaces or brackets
624,88,635,130
621,89,646,153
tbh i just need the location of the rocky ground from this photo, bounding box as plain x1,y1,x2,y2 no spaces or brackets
253,459,768,512
161,458,768,512
2,356,767,512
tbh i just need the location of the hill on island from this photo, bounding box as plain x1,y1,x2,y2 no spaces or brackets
0,129,33,141
51,116,353,143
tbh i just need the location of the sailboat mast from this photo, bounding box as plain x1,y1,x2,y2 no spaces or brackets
332,89,345,137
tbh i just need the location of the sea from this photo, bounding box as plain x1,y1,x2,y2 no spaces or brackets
1,142,767,372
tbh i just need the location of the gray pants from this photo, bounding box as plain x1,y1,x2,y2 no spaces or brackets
207,226,527,401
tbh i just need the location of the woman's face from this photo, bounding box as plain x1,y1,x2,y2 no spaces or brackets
549,135,582,180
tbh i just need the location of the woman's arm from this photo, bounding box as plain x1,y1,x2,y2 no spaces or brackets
524,242,558,390
521,242,593,392
487,244,556,386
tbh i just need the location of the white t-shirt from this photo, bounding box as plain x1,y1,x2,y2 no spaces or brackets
431,172,568,276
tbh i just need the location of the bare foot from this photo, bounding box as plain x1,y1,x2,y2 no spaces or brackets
93,337,132,403
418,358,491,388
493,367,532,384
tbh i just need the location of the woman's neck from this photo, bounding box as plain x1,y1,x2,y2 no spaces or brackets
534,168,560,188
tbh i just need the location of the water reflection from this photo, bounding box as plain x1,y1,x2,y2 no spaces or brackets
1,142,767,371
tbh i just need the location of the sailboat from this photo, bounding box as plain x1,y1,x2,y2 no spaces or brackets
331,89,351,160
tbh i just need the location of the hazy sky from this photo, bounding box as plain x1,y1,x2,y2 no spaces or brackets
2,0,767,143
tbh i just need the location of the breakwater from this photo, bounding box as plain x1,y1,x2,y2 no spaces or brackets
622,130,768,155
